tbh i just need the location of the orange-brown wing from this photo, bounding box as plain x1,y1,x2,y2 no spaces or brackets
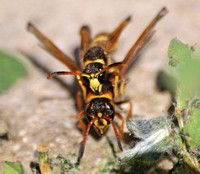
80,25,91,58
105,16,131,54
119,7,168,77
27,22,80,73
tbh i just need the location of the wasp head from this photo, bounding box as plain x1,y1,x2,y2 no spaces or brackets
86,98,114,135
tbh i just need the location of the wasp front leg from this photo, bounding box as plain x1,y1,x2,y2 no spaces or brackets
115,112,124,140
114,74,119,100
76,90,84,112
112,72,125,101
78,111,86,133
114,77,127,101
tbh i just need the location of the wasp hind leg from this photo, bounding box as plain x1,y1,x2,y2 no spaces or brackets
114,75,127,101
115,112,124,141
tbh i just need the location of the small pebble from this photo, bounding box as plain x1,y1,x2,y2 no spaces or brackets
12,144,20,151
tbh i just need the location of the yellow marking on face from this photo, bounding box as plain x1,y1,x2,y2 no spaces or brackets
102,119,107,126
93,125,101,136
84,59,105,67
98,113,102,118
94,118,108,135
103,125,109,134
94,119,98,126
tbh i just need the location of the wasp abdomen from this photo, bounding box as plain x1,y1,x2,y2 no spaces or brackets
83,46,107,66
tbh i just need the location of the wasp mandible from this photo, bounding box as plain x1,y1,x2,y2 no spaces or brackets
27,7,168,162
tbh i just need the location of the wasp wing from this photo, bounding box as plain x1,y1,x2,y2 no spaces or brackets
105,16,131,54
119,7,168,77
27,22,80,73
80,25,91,58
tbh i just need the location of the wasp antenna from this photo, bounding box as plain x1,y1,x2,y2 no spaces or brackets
81,74,91,78
47,71,82,79
104,116,123,152
77,117,97,162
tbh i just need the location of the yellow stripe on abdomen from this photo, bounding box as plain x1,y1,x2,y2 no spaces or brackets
84,59,106,67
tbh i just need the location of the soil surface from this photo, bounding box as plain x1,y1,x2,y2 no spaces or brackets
0,0,200,173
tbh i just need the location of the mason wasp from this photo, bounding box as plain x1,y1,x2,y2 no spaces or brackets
27,7,168,162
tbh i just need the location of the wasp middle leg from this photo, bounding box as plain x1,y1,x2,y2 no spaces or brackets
115,100,133,120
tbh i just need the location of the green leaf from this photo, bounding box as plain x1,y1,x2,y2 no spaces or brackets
51,167,62,174
168,39,200,109
0,51,27,93
168,38,191,67
176,84,191,109
4,161,28,174
183,109,200,149
191,46,200,59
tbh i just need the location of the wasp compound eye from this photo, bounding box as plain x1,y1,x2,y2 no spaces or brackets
98,72,105,83
82,76,90,86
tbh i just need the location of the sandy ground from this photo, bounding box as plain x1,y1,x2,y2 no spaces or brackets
0,0,200,173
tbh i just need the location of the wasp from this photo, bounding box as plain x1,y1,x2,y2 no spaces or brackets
27,7,168,162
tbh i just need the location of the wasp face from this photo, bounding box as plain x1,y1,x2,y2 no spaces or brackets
86,98,114,135
93,112,108,135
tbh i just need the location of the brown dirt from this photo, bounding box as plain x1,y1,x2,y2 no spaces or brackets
0,0,200,173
